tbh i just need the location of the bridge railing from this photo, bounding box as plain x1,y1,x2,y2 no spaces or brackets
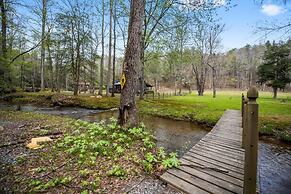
241,86,259,194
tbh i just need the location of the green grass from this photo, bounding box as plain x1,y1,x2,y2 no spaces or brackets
2,90,291,142
139,90,291,142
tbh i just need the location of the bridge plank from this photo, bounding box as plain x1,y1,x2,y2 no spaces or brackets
160,172,210,194
160,110,245,194
167,168,234,194
180,158,244,187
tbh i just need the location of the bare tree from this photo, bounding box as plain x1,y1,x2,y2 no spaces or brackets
191,22,208,96
206,24,224,98
111,0,116,97
98,0,105,96
40,0,47,90
106,0,113,96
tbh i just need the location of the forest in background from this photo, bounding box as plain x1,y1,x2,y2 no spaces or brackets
0,0,290,98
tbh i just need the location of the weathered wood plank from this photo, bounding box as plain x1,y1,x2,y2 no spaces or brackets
187,150,244,169
192,144,244,161
203,135,241,144
182,155,244,180
160,172,210,194
200,139,244,152
177,165,243,193
160,110,245,194
196,142,245,157
167,169,234,194
180,158,243,187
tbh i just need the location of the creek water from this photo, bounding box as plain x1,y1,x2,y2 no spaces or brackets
1,103,291,194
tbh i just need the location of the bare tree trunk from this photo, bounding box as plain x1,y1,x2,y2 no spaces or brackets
139,4,146,100
118,0,144,127
212,67,216,98
193,66,206,96
73,41,81,96
106,0,113,96
20,62,24,89
56,42,60,93
47,35,54,92
139,44,145,99
40,0,47,90
0,0,6,60
56,60,60,93
65,74,68,91
98,0,105,96
154,78,157,93
273,87,277,99
111,0,116,97
0,0,8,85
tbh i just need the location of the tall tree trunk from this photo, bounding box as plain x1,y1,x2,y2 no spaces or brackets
98,0,105,96
55,42,60,93
0,0,7,84
20,62,24,89
212,67,216,98
74,41,81,96
139,44,145,99
118,0,144,127
111,0,116,97
0,0,6,60
32,65,35,92
273,87,277,99
106,0,113,96
40,0,47,90
47,35,54,92
139,4,146,100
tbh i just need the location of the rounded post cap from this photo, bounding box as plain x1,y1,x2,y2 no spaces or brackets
247,86,258,99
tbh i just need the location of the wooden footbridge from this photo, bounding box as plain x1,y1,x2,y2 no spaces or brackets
161,87,259,194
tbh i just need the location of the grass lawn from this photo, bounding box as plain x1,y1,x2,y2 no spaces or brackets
139,90,291,142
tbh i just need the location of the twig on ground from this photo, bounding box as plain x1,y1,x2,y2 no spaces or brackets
0,140,26,148
34,158,74,179
125,177,146,193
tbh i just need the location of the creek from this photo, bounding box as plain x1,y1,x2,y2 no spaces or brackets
1,103,291,194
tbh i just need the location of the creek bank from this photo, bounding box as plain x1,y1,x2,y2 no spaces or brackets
1,92,119,110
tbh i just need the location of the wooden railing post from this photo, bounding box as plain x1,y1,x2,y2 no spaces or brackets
163,93,164,99
243,86,259,194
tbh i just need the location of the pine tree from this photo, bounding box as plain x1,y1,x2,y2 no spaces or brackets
258,41,291,98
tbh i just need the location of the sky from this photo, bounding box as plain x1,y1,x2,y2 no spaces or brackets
217,0,291,51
